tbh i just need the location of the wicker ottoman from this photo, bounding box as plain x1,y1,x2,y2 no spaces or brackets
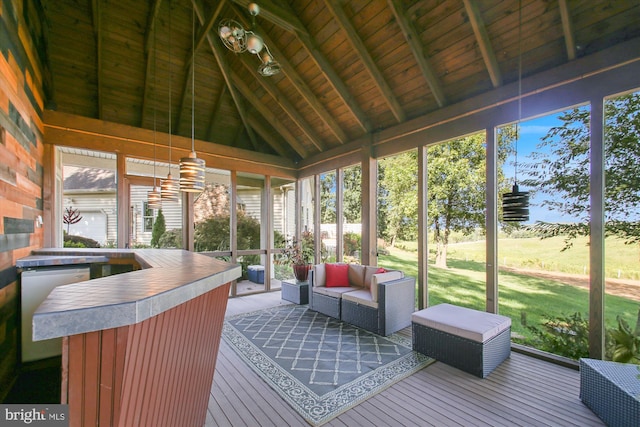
412,303,511,378
580,358,640,427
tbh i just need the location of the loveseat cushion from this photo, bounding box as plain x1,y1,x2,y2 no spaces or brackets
325,263,350,287
363,266,385,289
370,270,403,301
342,288,377,308
314,286,360,298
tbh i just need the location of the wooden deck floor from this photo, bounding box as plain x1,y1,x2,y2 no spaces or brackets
206,292,603,427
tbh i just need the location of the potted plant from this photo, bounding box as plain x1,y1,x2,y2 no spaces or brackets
276,230,314,281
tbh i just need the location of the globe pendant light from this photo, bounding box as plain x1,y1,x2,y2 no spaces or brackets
161,0,179,202
502,0,529,222
180,4,205,193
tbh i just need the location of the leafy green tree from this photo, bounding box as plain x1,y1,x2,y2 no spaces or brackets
524,92,640,246
379,151,418,246
343,165,362,223
159,228,182,248
150,209,166,248
320,172,336,224
379,129,512,268
194,210,283,252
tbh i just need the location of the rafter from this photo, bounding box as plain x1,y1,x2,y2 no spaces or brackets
324,0,406,123
463,0,502,88
558,0,576,61
245,113,292,158
206,86,226,142
293,22,372,134
140,0,163,128
193,0,259,150
231,72,309,158
238,54,326,152
387,0,446,108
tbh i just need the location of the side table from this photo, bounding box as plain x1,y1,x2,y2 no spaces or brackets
281,280,309,304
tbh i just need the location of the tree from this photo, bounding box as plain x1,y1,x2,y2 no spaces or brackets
63,206,82,233
150,209,166,248
379,151,418,247
342,165,362,223
378,129,512,268
523,92,640,247
320,172,336,223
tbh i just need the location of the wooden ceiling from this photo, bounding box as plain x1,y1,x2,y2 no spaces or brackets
41,0,640,165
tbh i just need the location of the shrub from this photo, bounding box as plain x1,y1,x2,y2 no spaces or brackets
63,232,100,248
159,228,182,248
151,209,166,248
523,312,590,360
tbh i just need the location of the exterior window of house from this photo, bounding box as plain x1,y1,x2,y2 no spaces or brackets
143,202,154,232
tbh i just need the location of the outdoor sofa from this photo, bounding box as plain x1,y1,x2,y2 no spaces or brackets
308,263,416,336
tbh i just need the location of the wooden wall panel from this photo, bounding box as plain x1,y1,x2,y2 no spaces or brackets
62,282,231,427
0,0,46,400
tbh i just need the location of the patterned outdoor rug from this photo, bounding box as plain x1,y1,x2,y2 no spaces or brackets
222,305,434,426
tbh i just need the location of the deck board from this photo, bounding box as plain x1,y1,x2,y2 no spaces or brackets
206,292,604,426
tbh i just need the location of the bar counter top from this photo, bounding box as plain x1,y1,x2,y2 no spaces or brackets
29,248,241,341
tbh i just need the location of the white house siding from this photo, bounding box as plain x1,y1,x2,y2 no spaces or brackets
129,185,182,246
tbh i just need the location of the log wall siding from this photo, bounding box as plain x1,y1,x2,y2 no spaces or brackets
62,282,231,427
0,0,46,399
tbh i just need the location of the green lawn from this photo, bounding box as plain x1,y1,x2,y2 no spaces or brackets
450,235,640,280
379,246,639,342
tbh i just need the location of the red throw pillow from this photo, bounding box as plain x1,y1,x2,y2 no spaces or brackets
325,263,350,287
376,267,387,274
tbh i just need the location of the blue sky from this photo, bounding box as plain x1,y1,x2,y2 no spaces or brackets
504,113,581,224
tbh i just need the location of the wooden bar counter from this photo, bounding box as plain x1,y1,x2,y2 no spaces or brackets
28,249,241,427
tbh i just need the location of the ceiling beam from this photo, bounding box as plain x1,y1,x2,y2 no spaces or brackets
292,20,372,134
245,113,292,159
238,54,326,152
140,0,164,128
248,21,348,144
229,0,309,35
387,0,446,108
231,72,309,158
206,85,226,141
558,0,576,61
91,0,103,119
193,0,259,150
178,5,220,135
324,0,406,123
463,0,502,88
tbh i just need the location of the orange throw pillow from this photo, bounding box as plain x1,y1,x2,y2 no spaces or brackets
325,263,350,287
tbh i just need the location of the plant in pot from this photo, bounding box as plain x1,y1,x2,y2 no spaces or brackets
276,231,314,281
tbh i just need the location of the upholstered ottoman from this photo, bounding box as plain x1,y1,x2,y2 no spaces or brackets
412,303,511,378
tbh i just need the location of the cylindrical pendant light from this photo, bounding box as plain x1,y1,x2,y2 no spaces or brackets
180,4,205,193
147,185,162,209
161,172,180,202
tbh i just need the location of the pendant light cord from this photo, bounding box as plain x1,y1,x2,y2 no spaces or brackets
515,0,522,186
192,4,195,152
168,0,173,173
